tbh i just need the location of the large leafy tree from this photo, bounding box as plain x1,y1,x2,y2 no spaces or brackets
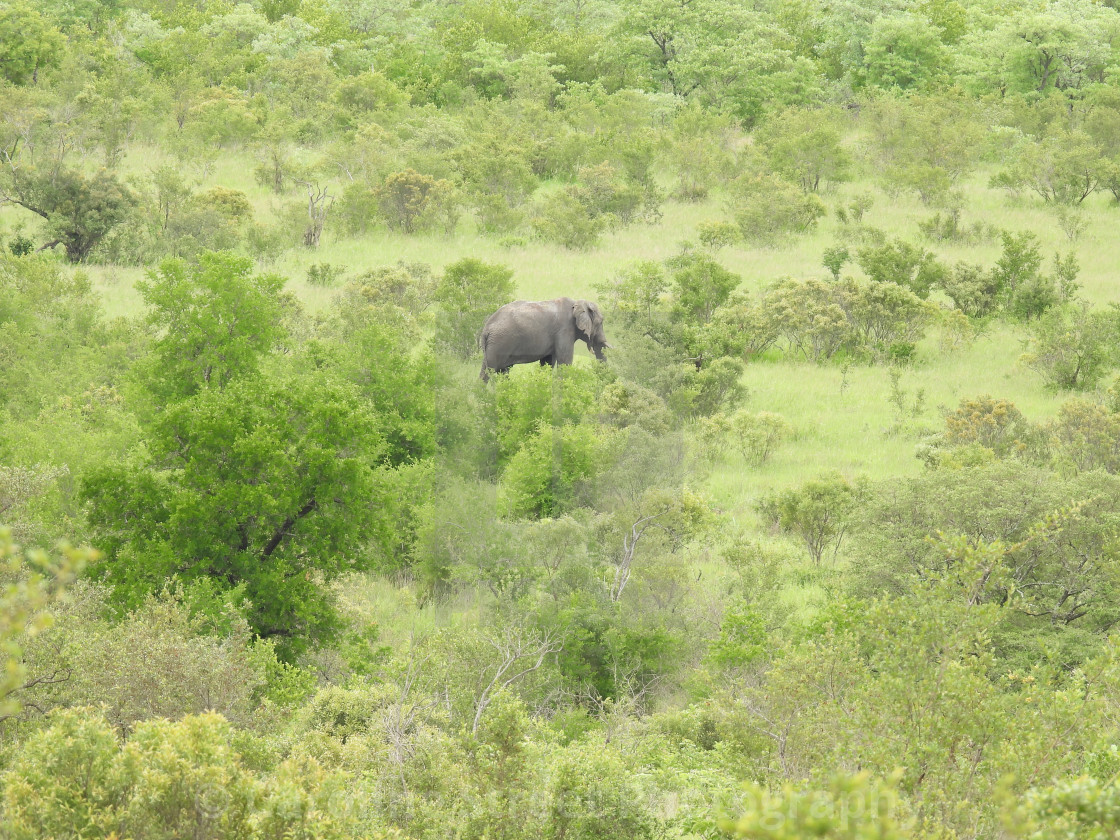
0,2,63,85
82,375,386,659
0,166,135,262
137,251,287,403
861,13,949,90
321,264,440,466
614,0,823,124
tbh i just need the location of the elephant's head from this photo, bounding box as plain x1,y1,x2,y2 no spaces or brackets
573,300,610,361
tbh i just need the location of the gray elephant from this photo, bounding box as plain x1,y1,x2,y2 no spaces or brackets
479,297,610,381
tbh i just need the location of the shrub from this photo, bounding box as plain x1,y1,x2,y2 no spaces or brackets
576,162,647,224
856,238,946,299
1046,398,1120,474
758,473,864,566
689,357,748,417
664,103,738,201
335,182,380,235
195,186,253,221
941,262,1001,318
530,188,610,250
492,364,604,463
991,130,1109,205
0,709,363,840
991,231,1042,299
732,411,791,465
822,244,850,280
918,395,1040,468
727,173,826,245
697,220,740,250
16,586,269,731
376,169,460,234
757,106,852,193
1023,303,1119,391
836,192,874,225
8,233,33,256
917,206,997,245
307,262,346,287
763,277,853,362
433,257,516,360
340,261,436,339
245,221,291,264
667,250,741,325
159,187,253,259
500,422,611,518
761,277,932,364
546,744,656,840
725,774,914,839
1009,273,1059,322
835,278,934,359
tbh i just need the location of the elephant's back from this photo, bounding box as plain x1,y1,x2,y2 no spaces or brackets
486,299,563,328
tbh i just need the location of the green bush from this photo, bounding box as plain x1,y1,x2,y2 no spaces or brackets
307,262,346,287
761,277,931,364
530,187,610,249
546,743,656,840
0,709,367,840
16,586,270,732
1023,303,1119,391
939,395,1036,459
728,411,792,465
763,277,853,362
335,182,381,235
493,365,605,463
941,262,1002,318
758,473,864,566
856,238,947,299
1046,398,1120,474
724,773,914,839
376,169,460,234
697,220,740,250
433,257,515,360
500,422,611,518
727,173,826,245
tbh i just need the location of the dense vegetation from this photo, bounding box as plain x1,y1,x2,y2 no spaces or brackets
6,0,1120,836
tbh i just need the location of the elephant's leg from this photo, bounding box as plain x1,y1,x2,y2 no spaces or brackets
538,355,554,367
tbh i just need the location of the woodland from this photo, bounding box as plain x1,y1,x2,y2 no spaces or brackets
6,0,1120,837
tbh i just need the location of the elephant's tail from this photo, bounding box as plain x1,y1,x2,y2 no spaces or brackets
478,326,492,381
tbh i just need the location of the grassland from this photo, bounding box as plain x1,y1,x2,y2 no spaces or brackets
25,144,1105,507
10,141,1106,640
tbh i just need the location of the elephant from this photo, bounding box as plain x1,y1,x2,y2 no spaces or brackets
479,297,611,381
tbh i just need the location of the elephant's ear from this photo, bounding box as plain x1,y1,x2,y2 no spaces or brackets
574,300,593,334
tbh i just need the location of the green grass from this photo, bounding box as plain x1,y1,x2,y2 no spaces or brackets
13,143,1117,317
707,323,1067,513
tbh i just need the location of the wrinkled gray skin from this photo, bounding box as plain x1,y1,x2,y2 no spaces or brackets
479,297,610,381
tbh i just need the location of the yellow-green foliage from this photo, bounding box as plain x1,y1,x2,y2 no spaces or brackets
0,529,91,720
724,773,916,839
1,709,378,840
